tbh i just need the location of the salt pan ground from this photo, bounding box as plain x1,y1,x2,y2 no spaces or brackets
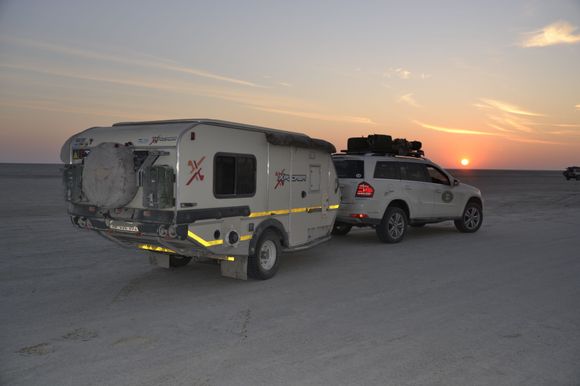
1,164,579,385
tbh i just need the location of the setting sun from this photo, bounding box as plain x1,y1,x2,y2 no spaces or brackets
460,158,470,167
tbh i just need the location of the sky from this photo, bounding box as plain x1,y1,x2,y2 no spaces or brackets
1,0,579,169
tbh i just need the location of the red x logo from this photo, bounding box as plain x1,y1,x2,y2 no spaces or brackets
186,156,205,185
274,169,287,189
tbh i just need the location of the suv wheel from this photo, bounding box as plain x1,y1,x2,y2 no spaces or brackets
376,207,408,243
455,201,483,233
248,230,281,280
331,222,352,236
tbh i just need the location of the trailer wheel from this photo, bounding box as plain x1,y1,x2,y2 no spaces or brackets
248,230,281,280
331,222,352,236
169,255,192,267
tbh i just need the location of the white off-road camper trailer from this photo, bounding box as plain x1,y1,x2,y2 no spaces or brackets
61,119,340,279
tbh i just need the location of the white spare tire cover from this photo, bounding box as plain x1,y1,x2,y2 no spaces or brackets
82,142,138,208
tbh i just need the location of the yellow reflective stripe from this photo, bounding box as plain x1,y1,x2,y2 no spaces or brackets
187,230,224,247
240,234,253,241
249,209,289,217
137,244,175,253
250,206,331,217
248,203,341,218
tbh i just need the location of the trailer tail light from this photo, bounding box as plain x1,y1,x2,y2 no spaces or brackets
355,182,374,198
350,213,368,219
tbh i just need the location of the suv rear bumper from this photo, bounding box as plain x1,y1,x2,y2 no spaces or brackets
335,202,382,226
335,215,381,226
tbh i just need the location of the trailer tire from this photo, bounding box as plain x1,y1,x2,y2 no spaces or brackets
82,142,138,208
248,230,281,280
169,255,192,267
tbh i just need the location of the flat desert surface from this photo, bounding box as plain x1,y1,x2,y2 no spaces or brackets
1,164,579,386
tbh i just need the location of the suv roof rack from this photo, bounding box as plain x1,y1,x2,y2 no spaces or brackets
341,134,425,158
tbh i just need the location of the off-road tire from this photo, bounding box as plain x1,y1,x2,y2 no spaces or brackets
376,207,408,243
82,142,138,208
455,201,483,233
169,255,192,267
248,230,281,280
331,222,352,236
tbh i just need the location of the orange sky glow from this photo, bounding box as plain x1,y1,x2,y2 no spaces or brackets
0,1,579,169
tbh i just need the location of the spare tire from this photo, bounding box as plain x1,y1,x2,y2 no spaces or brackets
82,142,138,208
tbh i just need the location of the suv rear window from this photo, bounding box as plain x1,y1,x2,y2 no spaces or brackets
334,159,364,179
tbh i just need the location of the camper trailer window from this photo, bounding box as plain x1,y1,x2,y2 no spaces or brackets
214,153,256,198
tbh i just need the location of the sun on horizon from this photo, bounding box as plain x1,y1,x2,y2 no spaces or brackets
460,158,470,167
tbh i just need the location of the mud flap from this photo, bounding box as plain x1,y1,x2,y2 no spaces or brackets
148,252,170,268
220,256,248,280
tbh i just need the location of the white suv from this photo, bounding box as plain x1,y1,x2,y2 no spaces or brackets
332,137,483,243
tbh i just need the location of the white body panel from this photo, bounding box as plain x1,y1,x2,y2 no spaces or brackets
333,154,482,224
61,119,340,264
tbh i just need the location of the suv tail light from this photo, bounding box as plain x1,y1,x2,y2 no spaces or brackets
355,182,374,198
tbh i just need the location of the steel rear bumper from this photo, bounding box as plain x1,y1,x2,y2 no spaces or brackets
69,214,220,258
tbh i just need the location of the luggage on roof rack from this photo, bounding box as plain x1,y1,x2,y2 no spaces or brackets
344,134,424,157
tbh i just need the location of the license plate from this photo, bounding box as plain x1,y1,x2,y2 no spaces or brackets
109,221,139,233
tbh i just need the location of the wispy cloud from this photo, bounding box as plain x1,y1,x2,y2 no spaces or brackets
383,67,412,80
0,62,297,113
520,21,580,47
0,36,263,87
1,62,375,125
504,136,565,145
415,120,566,145
413,121,495,136
398,93,421,108
475,98,550,138
253,107,374,125
472,97,574,144
0,98,164,121
478,98,544,117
